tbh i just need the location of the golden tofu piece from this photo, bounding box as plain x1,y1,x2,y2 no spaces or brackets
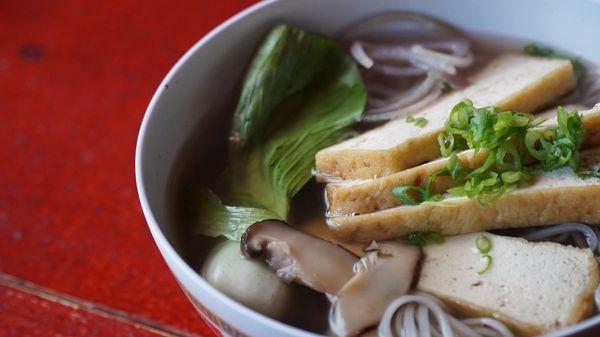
326,105,600,216
418,232,599,336
327,147,600,242
316,54,575,180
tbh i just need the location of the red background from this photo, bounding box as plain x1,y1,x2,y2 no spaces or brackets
0,1,257,336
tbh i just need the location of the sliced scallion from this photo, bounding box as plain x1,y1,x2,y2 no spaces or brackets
400,231,444,246
475,234,492,254
477,254,492,275
392,186,424,205
407,116,428,128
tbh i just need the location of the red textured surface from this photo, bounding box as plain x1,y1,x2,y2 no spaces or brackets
0,283,162,337
0,0,257,335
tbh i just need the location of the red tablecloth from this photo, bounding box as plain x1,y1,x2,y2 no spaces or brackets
0,1,257,336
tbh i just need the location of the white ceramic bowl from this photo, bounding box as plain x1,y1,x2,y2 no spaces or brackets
136,0,600,336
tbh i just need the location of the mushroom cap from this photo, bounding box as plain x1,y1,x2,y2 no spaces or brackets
329,241,422,337
242,220,358,295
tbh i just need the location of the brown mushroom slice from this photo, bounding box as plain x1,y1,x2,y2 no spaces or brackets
242,220,358,295
329,241,421,337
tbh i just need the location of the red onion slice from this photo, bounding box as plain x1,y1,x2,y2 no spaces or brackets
363,88,442,122
340,12,474,122
365,71,440,115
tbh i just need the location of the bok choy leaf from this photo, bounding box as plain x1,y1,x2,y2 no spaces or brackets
193,25,366,240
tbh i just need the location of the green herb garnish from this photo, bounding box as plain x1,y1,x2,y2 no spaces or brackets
524,43,586,82
443,99,533,152
392,167,444,204
525,107,584,171
193,25,366,240
436,100,536,204
477,254,493,275
475,234,492,254
392,186,425,205
394,100,584,206
475,234,493,274
400,231,445,246
441,81,454,94
406,116,428,128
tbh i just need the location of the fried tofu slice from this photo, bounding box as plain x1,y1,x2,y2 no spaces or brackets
315,54,575,180
327,147,600,242
326,105,600,216
417,232,599,336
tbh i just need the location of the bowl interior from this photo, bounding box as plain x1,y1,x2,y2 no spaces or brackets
137,0,600,336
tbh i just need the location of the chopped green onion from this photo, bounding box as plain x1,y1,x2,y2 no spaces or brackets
398,101,584,208
447,186,466,196
414,117,427,128
447,154,468,182
393,167,445,205
438,132,455,157
407,116,427,128
474,234,493,274
475,234,492,254
501,170,524,184
524,107,584,170
392,186,424,205
495,143,522,171
441,81,454,94
400,231,445,246
477,254,493,275
435,100,583,206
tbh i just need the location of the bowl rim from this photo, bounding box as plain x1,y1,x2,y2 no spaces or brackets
135,0,322,336
135,0,600,336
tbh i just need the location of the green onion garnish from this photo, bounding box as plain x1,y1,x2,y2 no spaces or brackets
475,234,492,254
475,234,493,274
406,116,428,128
477,254,492,275
400,231,444,246
441,81,454,94
524,107,584,171
393,100,585,207
392,186,424,205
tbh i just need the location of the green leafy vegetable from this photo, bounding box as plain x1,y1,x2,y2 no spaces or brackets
193,25,366,240
524,43,586,82
406,116,428,128
400,231,445,246
194,190,282,241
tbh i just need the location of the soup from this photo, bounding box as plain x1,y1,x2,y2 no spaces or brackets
168,12,600,337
